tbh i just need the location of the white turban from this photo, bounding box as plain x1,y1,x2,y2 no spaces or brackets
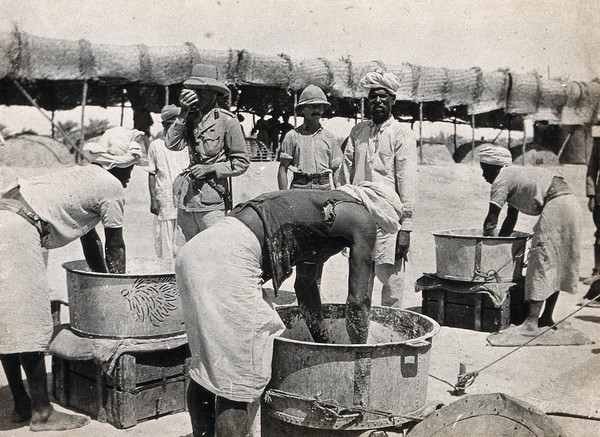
360,69,401,95
478,144,512,167
84,127,145,169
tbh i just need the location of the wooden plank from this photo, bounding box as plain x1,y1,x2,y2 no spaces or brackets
51,357,69,405
68,371,99,417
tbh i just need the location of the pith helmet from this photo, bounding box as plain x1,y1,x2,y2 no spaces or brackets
296,85,331,111
183,64,230,95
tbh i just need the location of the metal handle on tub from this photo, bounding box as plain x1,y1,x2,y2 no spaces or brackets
405,339,430,348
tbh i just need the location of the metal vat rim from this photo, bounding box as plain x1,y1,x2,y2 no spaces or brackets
62,258,175,278
432,228,531,240
274,305,440,349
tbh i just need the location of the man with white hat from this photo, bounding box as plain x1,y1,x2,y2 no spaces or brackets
278,85,342,190
277,84,343,326
479,144,582,336
340,69,418,308
147,105,189,258
166,63,249,240
0,132,143,431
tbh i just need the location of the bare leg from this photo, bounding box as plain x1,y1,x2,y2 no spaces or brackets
0,354,31,422
521,301,544,333
215,396,249,437
19,352,89,432
539,292,560,327
187,379,216,437
295,263,332,343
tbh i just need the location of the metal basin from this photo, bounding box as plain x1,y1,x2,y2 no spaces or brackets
433,229,531,282
62,258,185,339
264,304,440,430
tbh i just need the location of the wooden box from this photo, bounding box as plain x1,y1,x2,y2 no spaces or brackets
421,284,526,332
52,345,191,429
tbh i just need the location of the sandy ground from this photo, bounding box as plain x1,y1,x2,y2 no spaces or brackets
1,160,598,436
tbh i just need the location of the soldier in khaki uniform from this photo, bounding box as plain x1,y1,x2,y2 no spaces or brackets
166,64,249,241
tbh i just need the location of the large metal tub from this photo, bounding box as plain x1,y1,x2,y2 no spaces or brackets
63,259,185,339
264,304,439,431
433,229,530,282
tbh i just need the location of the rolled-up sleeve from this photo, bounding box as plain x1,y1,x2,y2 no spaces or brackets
213,118,250,178
279,131,296,162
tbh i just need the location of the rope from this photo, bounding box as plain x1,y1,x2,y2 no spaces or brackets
264,388,425,424
473,246,528,282
452,292,600,394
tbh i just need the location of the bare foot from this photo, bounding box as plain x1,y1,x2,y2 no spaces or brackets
518,325,541,337
11,396,32,422
500,324,540,337
29,409,89,432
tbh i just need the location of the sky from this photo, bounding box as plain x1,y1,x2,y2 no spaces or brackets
1,0,599,135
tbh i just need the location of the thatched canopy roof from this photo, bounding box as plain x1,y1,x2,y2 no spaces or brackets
0,28,598,126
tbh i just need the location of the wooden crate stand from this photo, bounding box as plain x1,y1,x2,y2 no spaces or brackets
52,345,191,429
421,283,526,332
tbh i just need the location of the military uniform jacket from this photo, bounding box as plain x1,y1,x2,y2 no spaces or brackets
166,108,249,212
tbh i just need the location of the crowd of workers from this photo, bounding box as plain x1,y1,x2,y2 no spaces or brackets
0,63,597,436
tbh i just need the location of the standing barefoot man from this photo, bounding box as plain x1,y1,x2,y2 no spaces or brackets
479,145,582,335
0,128,143,431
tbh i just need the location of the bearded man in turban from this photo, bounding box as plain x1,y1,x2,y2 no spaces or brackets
480,145,582,336
0,128,144,431
339,69,417,308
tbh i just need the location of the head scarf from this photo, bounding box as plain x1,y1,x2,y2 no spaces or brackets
360,69,401,96
478,144,512,167
84,127,145,170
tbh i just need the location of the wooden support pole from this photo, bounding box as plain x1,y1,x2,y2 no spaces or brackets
10,78,89,161
120,89,125,127
471,114,476,163
557,130,574,161
521,126,527,165
293,92,298,127
453,116,457,154
419,102,424,164
165,86,169,106
491,128,504,144
51,110,55,139
80,81,88,164
359,98,365,125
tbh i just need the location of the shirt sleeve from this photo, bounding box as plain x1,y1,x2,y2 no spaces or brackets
98,186,126,229
212,117,250,179
394,126,418,231
279,130,296,162
489,169,509,208
146,142,158,174
165,118,188,151
338,131,356,186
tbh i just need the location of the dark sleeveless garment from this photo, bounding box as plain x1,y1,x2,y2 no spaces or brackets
230,190,361,290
